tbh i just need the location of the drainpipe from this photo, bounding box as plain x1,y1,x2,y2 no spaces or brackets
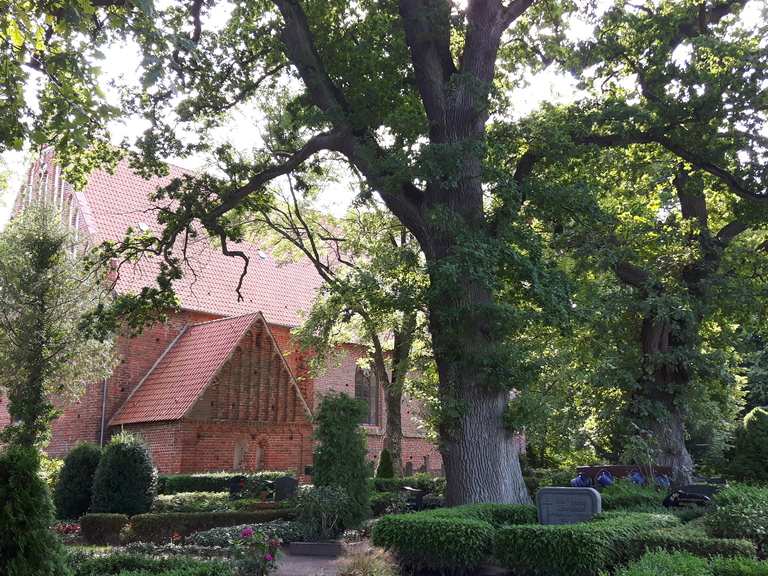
99,378,108,446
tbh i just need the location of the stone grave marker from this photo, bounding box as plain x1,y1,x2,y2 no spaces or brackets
273,475,299,501
536,487,602,525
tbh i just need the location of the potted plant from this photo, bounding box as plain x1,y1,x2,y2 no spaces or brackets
289,485,349,557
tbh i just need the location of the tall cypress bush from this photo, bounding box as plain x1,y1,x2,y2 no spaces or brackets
730,407,768,483
0,445,71,576
313,393,370,528
55,442,102,519
91,432,157,515
376,448,395,479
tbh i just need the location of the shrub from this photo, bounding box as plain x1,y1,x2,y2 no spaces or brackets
375,449,395,479
616,551,768,576
157,471,290,495
601,480,664,511
615,551,711,576
710,556,768,576
729,407,768,484
706,485,768,555
0,445,71,576
91,432,157,515
495,512,680,576
369,473,443,494
624,529,756,561
55,443,102,520
313,393,370,528
188,520,306,547
372,510,496,575
80,513,130,545
370,491,407,516
39,453,64,494
68,553,234,576
152,491,231,513
125,510,294,543
296,485,350,541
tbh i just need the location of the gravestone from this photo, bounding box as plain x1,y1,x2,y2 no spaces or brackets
273,475,298,501
536,487,601,525
228,475,247,500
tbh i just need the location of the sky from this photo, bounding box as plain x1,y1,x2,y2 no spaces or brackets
0,1,762,230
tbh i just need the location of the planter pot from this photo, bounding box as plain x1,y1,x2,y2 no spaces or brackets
288,541,343,557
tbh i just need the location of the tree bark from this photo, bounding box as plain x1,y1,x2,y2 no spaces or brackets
631,315,695,485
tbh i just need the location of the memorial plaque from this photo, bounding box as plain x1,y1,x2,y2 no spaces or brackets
536,487,601,525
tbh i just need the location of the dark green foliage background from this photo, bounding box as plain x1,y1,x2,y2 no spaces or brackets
729,408,768,484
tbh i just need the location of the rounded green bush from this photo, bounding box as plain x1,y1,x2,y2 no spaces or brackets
0,445,71,576
90,432,157,515
376,448,395,479
730,407,768,483
54,442,102,520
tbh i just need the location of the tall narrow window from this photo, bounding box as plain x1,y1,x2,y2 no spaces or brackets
354,366,379,425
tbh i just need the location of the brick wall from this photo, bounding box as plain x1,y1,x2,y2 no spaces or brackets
312,344,443,473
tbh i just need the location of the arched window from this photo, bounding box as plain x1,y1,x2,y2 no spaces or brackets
354,366,379,425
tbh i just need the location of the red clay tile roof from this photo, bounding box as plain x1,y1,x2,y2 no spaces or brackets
110,312,290,425
79,159,322,326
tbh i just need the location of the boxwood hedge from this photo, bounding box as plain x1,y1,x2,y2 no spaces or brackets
495,512,680,576
371,504,536,575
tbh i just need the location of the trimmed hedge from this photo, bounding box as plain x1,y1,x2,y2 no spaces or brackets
125,509,295,543
369,473,444,494
495,512,680,576
601,480,664,511
372,504,536,575
80,513,130,545
372,511,496,575
152,492,273,513
706,485,768,555
68,552,234,576
616,551,768,576
624,529,756,561
157,471,289,495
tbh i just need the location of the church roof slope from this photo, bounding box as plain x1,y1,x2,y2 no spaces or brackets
81,159,322,326
110,313,263,425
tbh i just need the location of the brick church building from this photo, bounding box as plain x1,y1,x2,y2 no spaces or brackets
0,150,442,476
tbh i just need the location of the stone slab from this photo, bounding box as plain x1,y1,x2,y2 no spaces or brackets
536,487,602,525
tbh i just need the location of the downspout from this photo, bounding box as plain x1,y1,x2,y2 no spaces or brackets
99,378,108,446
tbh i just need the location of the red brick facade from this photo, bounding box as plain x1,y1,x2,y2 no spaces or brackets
0,150,443,476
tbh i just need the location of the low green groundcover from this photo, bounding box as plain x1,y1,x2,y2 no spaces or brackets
616,551,768,576
186,520,306,546
68,553,233,576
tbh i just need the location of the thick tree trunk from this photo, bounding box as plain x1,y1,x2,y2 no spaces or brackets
633,315,695,486
383,385,404,477
439,382,530,504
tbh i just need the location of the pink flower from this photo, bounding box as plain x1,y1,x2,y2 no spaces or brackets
264,554,273,562
241,526,254,538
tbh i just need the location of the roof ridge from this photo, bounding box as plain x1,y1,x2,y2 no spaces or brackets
190,311,263,328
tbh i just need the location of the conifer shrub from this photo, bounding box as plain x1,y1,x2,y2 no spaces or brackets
90,432,157,515
313,393,370,528
55,442,102,519
0,445,71,576
729,407,768,483
376,449,395,479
